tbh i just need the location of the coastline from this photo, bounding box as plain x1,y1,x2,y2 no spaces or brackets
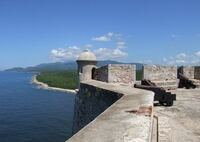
31,75,77,94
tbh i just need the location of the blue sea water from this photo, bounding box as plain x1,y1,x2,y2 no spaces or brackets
0,71,75,142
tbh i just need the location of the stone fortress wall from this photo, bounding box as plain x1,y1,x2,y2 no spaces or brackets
178,66,200,88
143,65,177,81
142,65,178,89
69,80,154,142
195,66,200,80
67,50,200,142
96,64,136,85
178,66,195,79
72,82,123,133
179,66,200,80
95,65,109,82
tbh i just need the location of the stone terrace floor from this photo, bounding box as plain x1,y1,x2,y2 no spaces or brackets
155,88,200,142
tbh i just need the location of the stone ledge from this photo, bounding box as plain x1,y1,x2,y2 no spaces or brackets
67,80,154,142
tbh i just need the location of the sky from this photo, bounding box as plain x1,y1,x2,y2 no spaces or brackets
0,0,200,69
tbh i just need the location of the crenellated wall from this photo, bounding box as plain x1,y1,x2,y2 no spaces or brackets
142,65,178,89
143,65,177,81
178,66,195,79
179,66,200,80
194,66,200,80
96,64,136,85
96,65,109,82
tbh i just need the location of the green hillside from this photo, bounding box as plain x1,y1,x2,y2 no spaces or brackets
36,71,78,90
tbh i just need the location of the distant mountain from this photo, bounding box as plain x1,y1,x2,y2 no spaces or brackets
5,60,143,72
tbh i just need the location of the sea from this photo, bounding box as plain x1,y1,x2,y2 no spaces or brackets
0,71,75,142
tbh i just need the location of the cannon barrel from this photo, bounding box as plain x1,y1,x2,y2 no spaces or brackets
178,73,196,89
134,82,176,106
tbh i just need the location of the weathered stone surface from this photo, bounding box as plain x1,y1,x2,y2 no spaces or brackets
194,66,200,80
142,65,177,89
143,65,177,81
68,80,154,142
178,66,200,87
96,64,136,85
155,88,200,142
96,65,109,82
72,82,123,134
179,66,195,79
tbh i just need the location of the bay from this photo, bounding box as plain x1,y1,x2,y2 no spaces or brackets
0,71,75,142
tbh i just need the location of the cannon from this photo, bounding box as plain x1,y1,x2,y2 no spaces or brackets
134,80,176,106
178,73,196,89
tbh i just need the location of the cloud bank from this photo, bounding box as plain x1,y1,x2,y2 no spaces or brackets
163,51,200,65
91,32,114,42
50,32,127,61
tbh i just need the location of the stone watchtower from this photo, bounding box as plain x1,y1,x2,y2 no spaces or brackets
76,50,97,88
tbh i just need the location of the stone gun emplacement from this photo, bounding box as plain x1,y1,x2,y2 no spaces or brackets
178,73,196,89
134,80,176,106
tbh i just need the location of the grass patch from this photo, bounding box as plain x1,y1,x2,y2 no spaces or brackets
136,70,142,80
36,71,78,90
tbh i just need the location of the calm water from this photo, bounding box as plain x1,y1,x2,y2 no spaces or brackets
0,72,75,142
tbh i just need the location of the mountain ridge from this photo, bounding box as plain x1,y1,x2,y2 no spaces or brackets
5,60,143,72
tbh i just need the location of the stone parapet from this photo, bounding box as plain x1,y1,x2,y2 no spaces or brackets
178,66,200,87
67,80,154,142
142,65,177,89
194,66,200,80
96,64,136,85
178,66,195,79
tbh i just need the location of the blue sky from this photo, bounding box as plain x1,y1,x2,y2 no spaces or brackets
0,0,200,69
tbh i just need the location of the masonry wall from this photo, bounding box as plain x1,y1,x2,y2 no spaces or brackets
96,64,136,85
143,65,177,81
96,65,109,82
178,66,200,80
108,64,136,84
194,66,200,80
72,83,123,133
179,66,195,79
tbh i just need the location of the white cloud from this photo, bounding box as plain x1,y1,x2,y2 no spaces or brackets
84,44,93,49
50,46,81,61
112,49,127,58
91,32,114,42
92,36,110,42
163,52,200,65
50,32,128,62
163,57,167,62
175,53,187,60
51,46,127,61
175,59,186,64
117,41,126,49
94,48,127,60
195,51,200,58
107,32,114,37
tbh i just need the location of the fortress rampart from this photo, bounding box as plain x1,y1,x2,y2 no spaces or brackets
67,50,155,142
68,80,154,142
66,50,200,142
95,64,136,85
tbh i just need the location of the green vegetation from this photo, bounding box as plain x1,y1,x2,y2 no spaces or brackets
36,69,142,90
36,71,78,90
136,70,142,80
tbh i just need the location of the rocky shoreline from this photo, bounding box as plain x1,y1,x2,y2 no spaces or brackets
31,75,77,94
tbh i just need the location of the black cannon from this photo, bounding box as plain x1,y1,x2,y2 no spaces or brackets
134,80,176,106
178,73,196,89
